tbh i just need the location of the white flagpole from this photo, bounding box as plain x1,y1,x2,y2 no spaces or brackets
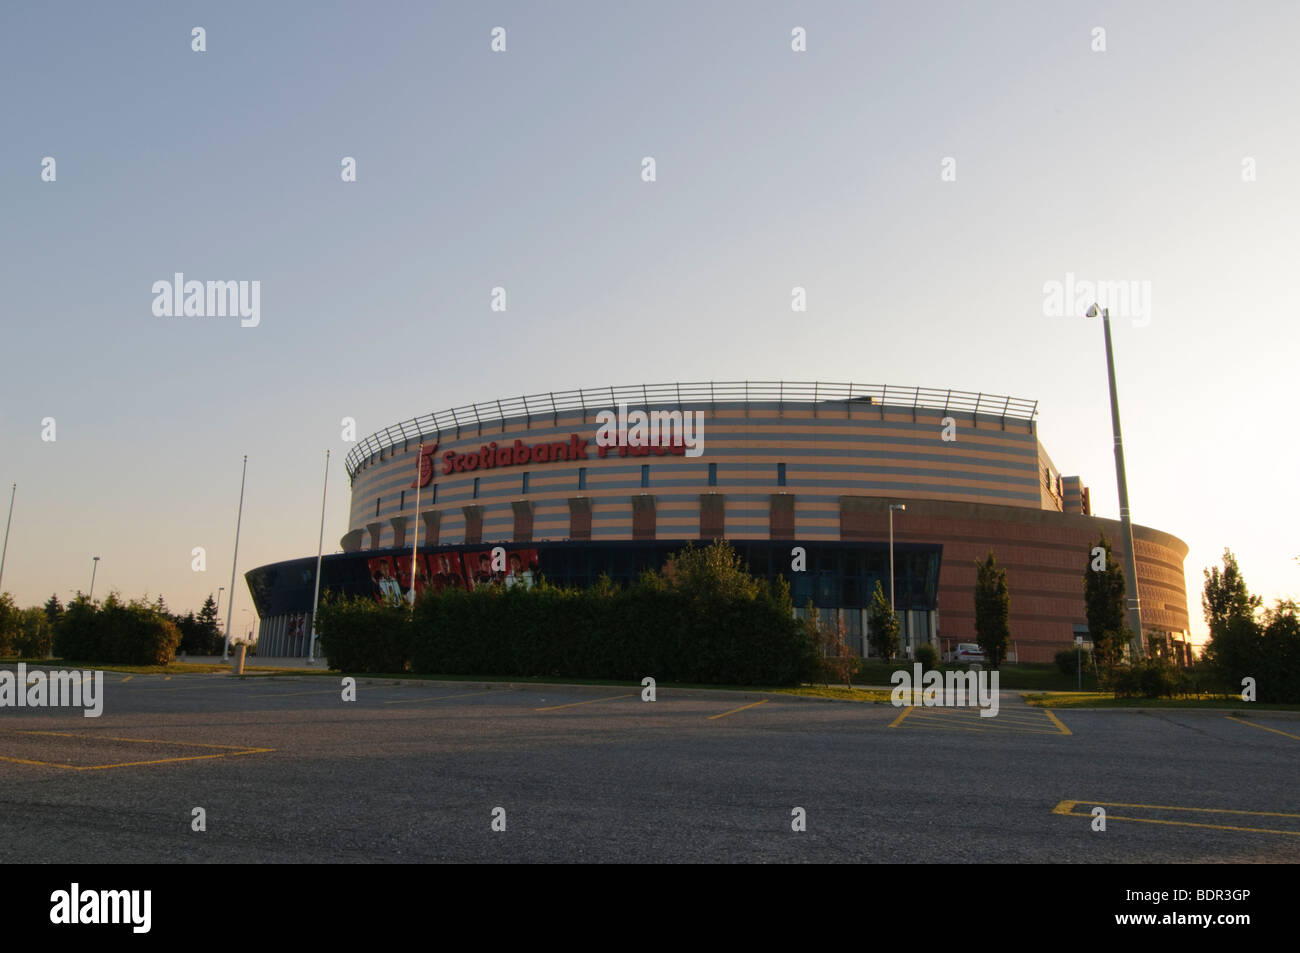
222,456,248,661
410,443,422,604
308,449,330,662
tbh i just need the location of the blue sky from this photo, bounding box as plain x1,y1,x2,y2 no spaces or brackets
2,2,1297,643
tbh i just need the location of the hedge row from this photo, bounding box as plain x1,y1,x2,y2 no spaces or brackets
0,596,54,658
52,597,181,665
315,543,819,686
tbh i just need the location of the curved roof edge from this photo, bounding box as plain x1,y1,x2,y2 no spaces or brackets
344,381,1039,479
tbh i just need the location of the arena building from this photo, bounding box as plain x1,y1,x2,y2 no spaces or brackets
246,381,1190,663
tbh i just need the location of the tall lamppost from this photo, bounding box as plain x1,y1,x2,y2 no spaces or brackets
889,503,906,650
217,586,225,628
88,556,101,602
0,483,15,592
1086,303,1143,656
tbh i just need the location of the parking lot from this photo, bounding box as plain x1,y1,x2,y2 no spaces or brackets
1,670,1297,863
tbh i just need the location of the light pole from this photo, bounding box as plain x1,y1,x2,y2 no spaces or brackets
222,455,249,661
1085,303,1144,656
0,482,15,592
88,556,101,602
889,503,906,650
217,586,225,627
308,449,330,663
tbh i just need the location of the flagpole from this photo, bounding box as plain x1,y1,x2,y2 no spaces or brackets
308,449,329,663
222,456,248,661
0,483,14,592
410,444,422,604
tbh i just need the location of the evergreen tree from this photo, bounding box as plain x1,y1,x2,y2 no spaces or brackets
973,550,1011,668
43,593,64,625
1084,535,1132,670
866,580,900,662
197,595,222,654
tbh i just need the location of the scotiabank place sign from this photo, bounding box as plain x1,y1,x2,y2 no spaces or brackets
411,405,704,488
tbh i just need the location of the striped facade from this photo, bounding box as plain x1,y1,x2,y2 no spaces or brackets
347,405,1060,549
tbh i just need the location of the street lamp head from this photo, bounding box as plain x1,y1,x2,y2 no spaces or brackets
1085,303,1109,319
890,503,907,512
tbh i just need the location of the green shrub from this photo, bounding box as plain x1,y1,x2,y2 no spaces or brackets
914,642,939,673
1054,647,1092,676
1111,659,1179,699
315,592,411,673
406,542,816,686
53,595,179,664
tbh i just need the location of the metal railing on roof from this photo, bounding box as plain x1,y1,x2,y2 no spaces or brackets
343,381,1038,481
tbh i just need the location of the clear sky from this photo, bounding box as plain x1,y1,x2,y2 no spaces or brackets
2,2,1296,645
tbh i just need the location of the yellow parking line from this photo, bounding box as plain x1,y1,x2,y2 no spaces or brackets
0,750,274,771
120,675,134,683
12,730,264,749
384,688,511,705
0,729,273,771
707,699,770,720
535,692,636,712
1226,716,1300,741
901,720,1067,735
889,706,914,728
253,688,346,698
1052,799,1300,836
1044,709,1071,735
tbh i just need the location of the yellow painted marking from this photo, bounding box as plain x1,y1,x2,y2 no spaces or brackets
1044,709,1072,735
119,675,134,683
1226,716,1300,741
253,688,347,698
535,692,636,712
889,703,1069,735
707,698,770,720
901,720,1066,735
384,688,511,705
1052,799,1300,836
0,729,273,771
164,676,172,681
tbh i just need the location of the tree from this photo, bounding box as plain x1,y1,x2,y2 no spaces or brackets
1258,600,1300,703
43,593,64,625
1200,550,1264,690
973,550,1011,669
0,592,18,656
866,580,900,662
1202,549,1261,638
1083,535,1132,671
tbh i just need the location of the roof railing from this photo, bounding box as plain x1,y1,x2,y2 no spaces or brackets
344,381,1038,480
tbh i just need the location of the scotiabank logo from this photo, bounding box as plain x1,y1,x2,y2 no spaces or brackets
441,434,589,474
411,442,439,488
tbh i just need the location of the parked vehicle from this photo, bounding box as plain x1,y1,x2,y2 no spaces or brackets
948,642,986,663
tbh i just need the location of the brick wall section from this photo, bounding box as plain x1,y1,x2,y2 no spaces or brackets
841,498,1189,663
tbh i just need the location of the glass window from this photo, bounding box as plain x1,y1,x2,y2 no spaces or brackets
400,490,405,510
641,465,649,488
777,463,787,486
578,467,587,490
473,478,480,499
375,497,381,518
708,462,717,486
522,471,530,494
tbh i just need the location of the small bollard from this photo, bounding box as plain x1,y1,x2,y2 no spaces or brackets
232,643,246,676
